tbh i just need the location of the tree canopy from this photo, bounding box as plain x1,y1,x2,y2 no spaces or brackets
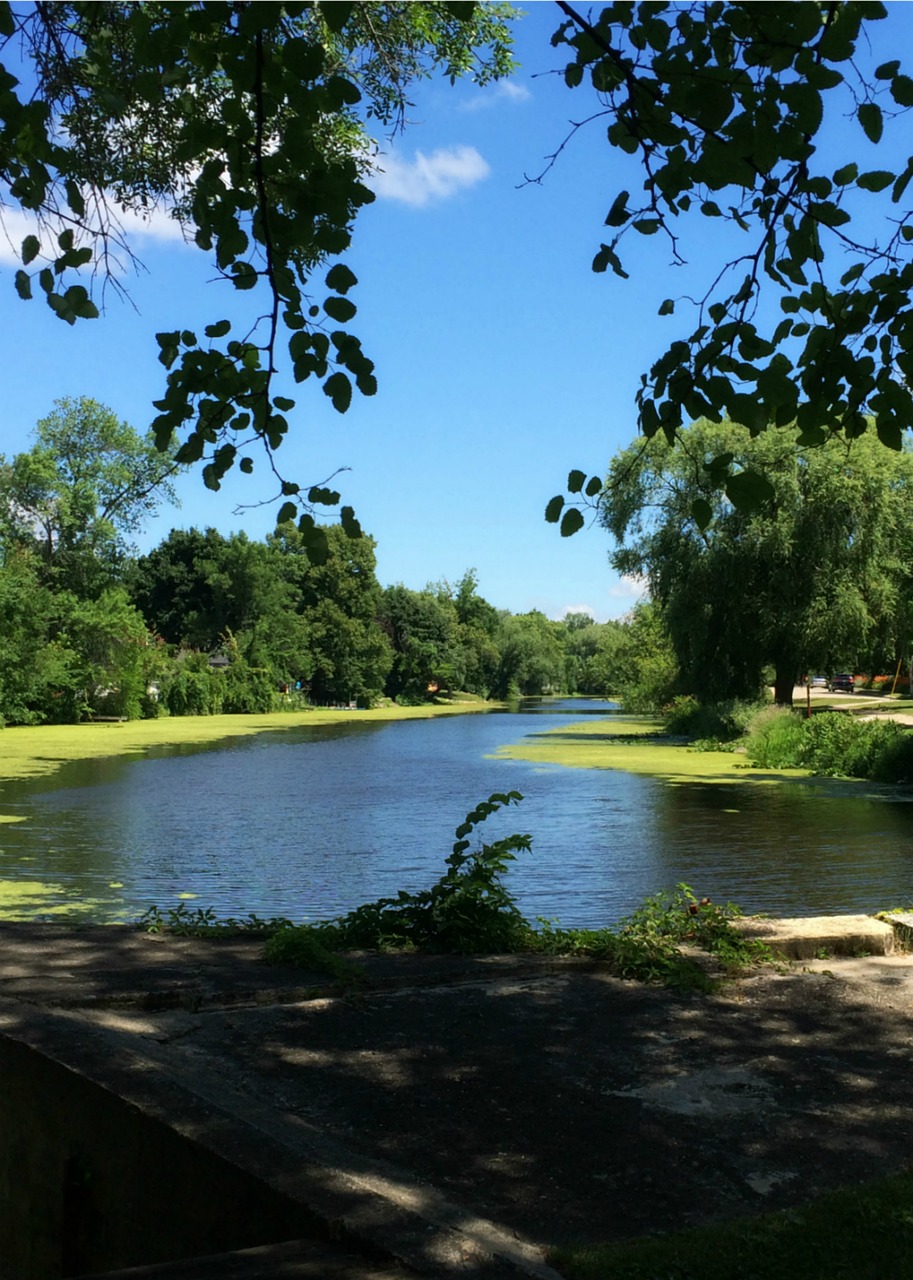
546,1,913,533
0,396,178,594
0,1,514,557
601,420,913,704
11,2,909,554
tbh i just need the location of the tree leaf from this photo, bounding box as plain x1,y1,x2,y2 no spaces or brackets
324,296,357,322
857,170,894,192
725,470,775,512
858,102,883,143
323,371,352,414
567,468,586,493
544,495,564,523
560,507,585,537
604,190,630,227
691,497,713,530
891,74,913,107
320,0,355,33
325,263,358,294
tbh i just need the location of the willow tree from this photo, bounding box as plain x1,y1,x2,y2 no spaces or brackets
601,421,913,705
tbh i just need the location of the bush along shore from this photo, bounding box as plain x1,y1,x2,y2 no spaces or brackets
662,695,913,785
142,791,774,992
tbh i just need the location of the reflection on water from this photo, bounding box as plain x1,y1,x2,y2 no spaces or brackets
1,698,911,926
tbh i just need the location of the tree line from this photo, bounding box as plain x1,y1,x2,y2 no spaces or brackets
0,398,643,725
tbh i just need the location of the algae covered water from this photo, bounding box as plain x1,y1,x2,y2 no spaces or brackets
0,699,912,925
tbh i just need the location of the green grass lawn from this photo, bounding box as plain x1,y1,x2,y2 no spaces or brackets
552,1167,913,1280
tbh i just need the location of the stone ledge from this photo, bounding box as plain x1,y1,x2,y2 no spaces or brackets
733,913,896,960
72,1237,405,1279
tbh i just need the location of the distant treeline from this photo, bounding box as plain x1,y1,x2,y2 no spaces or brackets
0,398,648,725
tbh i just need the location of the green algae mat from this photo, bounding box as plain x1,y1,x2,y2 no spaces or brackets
492,715,812,786
0,702,492,790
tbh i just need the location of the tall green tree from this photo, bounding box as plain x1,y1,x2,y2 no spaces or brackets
379,584,460,701
131,527,293,652
431,570,503,697
0,397,178,596
273,522,392,702
491,611,566,699
0,551,74,724
601,420,913,705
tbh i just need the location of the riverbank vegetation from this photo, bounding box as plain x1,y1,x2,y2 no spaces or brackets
499,699,913,790
260,792,772,990
0,397,642,727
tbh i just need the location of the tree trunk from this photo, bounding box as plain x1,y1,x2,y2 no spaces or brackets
773,665,795,707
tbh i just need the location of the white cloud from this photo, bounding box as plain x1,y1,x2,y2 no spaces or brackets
556,604,597,621
0,199,191,268
368,145,490,207
127,204,193,245
460,79,532,112
610,574,647,600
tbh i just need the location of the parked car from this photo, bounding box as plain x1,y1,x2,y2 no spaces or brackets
828,673,855,693
810,675,827,688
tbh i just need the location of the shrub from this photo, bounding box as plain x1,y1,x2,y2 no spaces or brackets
265,791,535,958
221,661,278,714
744,706,807,768
746,705,913,782
664,696,763,742
162,656,224,716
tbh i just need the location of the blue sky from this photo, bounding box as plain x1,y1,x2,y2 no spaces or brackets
2,3,908,621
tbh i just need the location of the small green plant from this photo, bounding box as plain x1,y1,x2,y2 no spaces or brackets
142,800,774,991
265,791,534,960
139,903,293,935
536,885,771,989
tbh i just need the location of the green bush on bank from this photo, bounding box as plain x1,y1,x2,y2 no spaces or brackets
663,695,763,745
745,707,913,783
255,796,769,989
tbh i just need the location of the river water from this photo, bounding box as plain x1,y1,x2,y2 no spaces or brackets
1,699,912,925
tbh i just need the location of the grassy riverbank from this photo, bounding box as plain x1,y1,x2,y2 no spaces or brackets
491,715,812,785
0,699,495,792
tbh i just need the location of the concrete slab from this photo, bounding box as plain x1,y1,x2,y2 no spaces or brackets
72,1237,407,1278
732,913,896,959
5,922,913,1279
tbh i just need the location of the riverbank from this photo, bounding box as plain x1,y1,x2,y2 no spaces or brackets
0,698,497,796
494,708,913,794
